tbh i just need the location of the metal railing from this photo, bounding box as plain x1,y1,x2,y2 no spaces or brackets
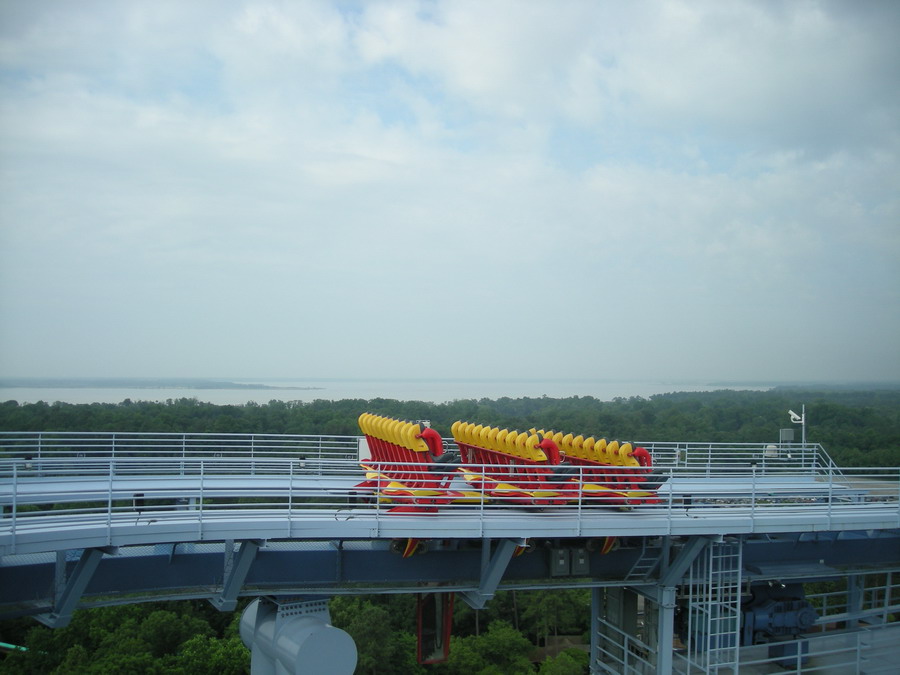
594,615,656,675
0,431,360,461
673,622,900,674
634,440,841,475
1,432,839,471
0,457,888,500
1,453,898,556
806,571,900,626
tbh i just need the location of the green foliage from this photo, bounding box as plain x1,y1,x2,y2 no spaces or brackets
168,634,250,675
330,589,590,675
517,590,590,645
538,648,589,674
0,602,248,675
2,388,898,465
329,595,425,675
434,620,536,674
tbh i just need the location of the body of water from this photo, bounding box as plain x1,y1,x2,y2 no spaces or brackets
0,378,775,405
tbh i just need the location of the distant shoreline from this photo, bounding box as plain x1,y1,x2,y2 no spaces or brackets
1,378,897,408
0,378,324,391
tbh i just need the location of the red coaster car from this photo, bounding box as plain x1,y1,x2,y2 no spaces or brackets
355,413,465,514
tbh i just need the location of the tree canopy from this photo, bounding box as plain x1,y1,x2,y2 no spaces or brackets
1,387,897,673
2,387,898,465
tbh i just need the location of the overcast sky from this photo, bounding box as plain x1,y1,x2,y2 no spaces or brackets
1,0,898,385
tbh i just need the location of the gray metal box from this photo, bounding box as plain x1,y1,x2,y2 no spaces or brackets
571,548,590,575
550,548,570,576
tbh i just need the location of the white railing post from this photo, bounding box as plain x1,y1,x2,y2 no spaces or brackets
827,464,834,529
750,465,757,522
288,459,294,537
483,461,489,537
11,461,17,554
373,465,381,537
107,457,114,543
576,464,583,536
666,466,674,533
199,460,204,538
897,469,900,526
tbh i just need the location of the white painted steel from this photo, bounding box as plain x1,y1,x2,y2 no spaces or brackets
0,431,839,469
672,622,900,674
1,463,898,556
1,433,898,557
0,431,359,461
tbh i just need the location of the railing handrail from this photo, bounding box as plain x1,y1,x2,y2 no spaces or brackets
1,431,837,461
2,456,897,504
0,430,360,437
0,431,361,464
1,460,898,558
2,431,893,559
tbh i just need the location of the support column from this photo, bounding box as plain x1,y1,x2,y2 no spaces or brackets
459,538,520,610
239,597,357,675
628,536,711,675
590,587,601,673
35,547,112,628
656,587,677,675
210,539,262,611
660,536,710,588
846,574,862,629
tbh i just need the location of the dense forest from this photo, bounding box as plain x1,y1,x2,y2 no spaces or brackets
0,591,592,675
1,387,898,673
2,386,899,465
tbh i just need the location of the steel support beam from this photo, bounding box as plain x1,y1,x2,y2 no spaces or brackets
655,586,677,675
846,574,863,629
35,547,111,628
210,539,262,612
637,536,711,605
630,537,710,674
590,587,601,671
459,538,521,610
660,535,710,587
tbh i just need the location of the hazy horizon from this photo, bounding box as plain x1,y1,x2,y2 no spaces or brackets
3,374,899,386
2,374,896,407
3,374,898,392
2,1,898,385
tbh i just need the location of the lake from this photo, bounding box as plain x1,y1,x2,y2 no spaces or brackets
0,378,774,405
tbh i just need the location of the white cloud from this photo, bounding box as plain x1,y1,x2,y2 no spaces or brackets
0,0,897,383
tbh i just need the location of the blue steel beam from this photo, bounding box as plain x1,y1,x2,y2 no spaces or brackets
3,531,900,620
659,535,710,587
210,539,263,612
34,547,111,628
644,536,713,675
460,538,523,610
3,531,900,621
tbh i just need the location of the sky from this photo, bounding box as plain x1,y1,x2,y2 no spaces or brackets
0,0,898,385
